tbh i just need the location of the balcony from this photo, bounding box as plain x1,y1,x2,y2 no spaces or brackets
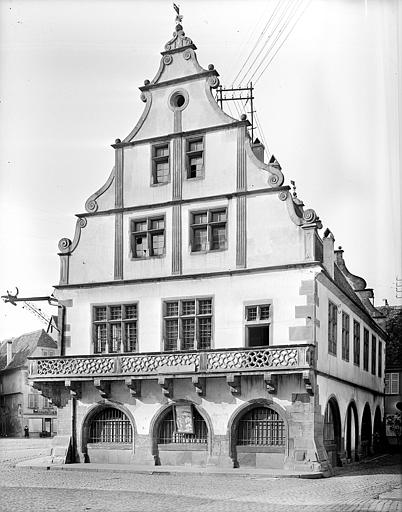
30,345,313,380
28,345,315,401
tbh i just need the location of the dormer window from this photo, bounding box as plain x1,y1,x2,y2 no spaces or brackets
152,143,170,185
186,137,204,179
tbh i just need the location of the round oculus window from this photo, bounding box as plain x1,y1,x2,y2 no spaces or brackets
169,90,189,111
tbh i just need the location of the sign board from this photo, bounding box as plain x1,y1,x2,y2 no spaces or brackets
175,404,194,434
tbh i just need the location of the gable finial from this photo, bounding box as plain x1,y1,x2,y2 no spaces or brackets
173,3,183,27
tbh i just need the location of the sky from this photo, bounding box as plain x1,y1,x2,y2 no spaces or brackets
0,0,401,340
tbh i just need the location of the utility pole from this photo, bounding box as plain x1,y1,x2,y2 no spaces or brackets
216,83,256,142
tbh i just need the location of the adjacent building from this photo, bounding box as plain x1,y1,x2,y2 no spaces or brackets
0,330,58,437
29,14,387,472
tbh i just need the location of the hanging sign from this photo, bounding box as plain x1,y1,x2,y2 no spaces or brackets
175,404,194,434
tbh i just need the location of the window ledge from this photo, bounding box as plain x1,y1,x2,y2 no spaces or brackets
150,181,170,187
130,254,166,261
190,248,227,255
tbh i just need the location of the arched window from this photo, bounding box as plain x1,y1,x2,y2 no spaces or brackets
88,408,133,444
237,406,285,446
157,406,208,444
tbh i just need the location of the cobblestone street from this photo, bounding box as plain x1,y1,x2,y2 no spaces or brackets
0,454,400,512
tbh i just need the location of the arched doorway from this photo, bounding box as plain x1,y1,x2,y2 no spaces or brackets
83,405,134,464
232,404,286,468
345,401,359,462
323,397,342,467
153,404,209,467
373,406,383,454
361,403,372,458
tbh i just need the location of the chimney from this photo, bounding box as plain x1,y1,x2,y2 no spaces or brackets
6,340,13,366
251,138,265,163
322,228,335,279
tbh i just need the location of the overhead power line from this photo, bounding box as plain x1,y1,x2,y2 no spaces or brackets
236,0,296,86
253,0,312,85
246,0,303,85
232,0,282,85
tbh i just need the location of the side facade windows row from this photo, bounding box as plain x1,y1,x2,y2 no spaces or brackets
92,300,272,354
130,208,228,259
327,300,383,377
151,136,205,185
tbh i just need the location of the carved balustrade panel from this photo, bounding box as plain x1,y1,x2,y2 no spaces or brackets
120,352,199,374
207,348,299,372
35,357,115,377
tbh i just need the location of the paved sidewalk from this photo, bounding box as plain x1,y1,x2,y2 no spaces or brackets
16,457,325,479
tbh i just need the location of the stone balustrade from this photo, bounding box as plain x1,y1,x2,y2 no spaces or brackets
29,345,314,380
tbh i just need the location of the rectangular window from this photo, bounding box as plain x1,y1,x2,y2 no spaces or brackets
152,143,169,184
353,320,360,366
186,137,204,179
163,298,213,351
385,373,400,394
363,328,369,371
190,208,227,252
378,340,382,378
28,394,39,409
245,304,271,347
371,335,377,375
42,397,51,409
131,216,165,258
328,301,337,356
93,304,138,354
341,312,350,361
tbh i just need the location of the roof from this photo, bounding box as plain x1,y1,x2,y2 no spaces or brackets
0,329,57,371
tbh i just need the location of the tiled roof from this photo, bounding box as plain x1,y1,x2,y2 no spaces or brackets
0,329,57,371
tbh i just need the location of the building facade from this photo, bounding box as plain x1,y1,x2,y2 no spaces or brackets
29,16,386,472
380,305,402,448
0,330,58,437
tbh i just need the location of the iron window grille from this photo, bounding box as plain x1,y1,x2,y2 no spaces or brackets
245,304,271,347
341,312,350,361
163,298,213,351
385,373,400,395
93,304,138,354
363,328,369,371
157,407,208,444
371,335,377,375
88,408,133,444
131,216,165,258
151,143,170,184
353,320,360,366
186,137,204,179
328,301,338,356
237,407,285,446
190,208,227,252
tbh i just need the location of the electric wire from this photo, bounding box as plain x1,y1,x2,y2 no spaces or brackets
232,0,282,85
231,1,276,84
246,0,303,85
253,0,311,85
237,0,296,86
